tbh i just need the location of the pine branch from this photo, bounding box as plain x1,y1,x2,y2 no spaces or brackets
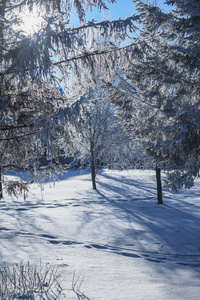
106,79,159,109
53,43,135,66
0,124,34,131
5,0,26,12
0,130,39,141
68,14,138,33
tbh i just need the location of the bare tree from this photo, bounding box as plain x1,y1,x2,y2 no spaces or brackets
67,93,134,189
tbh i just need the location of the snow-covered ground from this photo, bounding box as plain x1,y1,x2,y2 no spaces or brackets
1,169,200,299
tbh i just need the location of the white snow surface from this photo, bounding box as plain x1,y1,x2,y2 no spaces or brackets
1,169,200,299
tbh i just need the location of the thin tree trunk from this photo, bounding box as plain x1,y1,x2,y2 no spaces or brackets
0,0,6,96
0,1,6,199
90,140,96,190
0,167,3,198
156,167,163,204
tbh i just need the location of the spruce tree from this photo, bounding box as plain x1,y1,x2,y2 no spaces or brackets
107,0,200,196
0,0,137,197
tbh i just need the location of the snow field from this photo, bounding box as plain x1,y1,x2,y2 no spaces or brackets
0,169,200,299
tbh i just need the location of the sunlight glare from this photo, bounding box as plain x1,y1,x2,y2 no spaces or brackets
19,5,44,36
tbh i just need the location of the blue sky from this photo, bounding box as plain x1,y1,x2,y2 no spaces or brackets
70,0,171,26
70,1,135,27
92,0,136,20
93,0,170,20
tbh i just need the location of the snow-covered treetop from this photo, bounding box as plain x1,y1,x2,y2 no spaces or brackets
1,0,139,85
105,0,200,190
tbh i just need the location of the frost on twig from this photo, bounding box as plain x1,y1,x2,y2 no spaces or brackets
4,179,30,200
72,271,90,300
0,261,63,299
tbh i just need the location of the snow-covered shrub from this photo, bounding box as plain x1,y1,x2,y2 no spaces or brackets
0,261,62,299
4,180,30,200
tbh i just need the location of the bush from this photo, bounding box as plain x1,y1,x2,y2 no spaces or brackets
0,261,63,299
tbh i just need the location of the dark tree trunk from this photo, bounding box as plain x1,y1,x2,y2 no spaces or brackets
156,167,163,204
0,168,3,198
91,162,96,190
90,140,96,190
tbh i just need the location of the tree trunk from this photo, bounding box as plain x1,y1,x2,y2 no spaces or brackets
91,162,96,190
0,0,6,96
0,168,3,198
90,140,96,190
0,1,6,199
156,167,163,204
0,0,6,59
